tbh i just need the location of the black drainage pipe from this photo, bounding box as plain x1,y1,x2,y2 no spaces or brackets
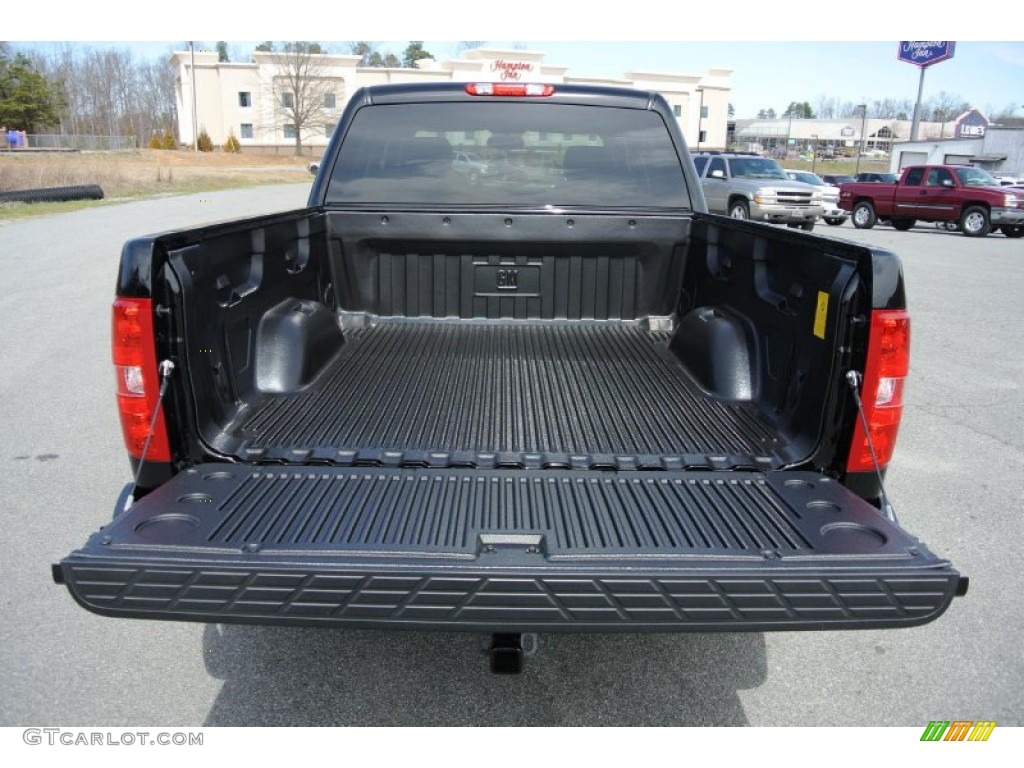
0,184,105,204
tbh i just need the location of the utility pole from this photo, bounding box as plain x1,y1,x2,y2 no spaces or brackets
855,104,868,175
190,41,198,151
696,88,704,151
786,111,794,158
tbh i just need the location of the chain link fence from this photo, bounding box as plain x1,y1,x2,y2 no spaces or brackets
25,134,137,151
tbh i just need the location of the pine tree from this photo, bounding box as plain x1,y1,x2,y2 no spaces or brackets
0,48,64,131
402,42,432,68
197,127,214,152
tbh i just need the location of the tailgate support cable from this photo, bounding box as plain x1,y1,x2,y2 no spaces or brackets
845,370,897,523
129,359,176,504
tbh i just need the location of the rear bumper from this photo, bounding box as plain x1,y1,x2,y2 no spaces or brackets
55,557,962,633
822,201,847,219
55,466,964,633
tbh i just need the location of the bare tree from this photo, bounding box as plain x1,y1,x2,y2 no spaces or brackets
22,42,178,144
266,42,338,155
926,91,969,135
816,94,837,119
987,103,1019,123
870,98,897,119
837,101,859,118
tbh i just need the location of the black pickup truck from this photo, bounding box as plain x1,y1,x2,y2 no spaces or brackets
54,83,965,673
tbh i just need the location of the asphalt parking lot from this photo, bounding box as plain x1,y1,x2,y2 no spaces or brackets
1,188,1021,726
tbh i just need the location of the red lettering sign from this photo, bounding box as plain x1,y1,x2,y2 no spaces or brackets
490,60,535,81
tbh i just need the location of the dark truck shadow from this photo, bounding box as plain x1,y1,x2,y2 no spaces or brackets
201,624,766,726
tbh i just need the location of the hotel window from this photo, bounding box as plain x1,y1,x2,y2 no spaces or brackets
238,91,251,108
283,124,296,139
240,123,253,139
282,92,294,109
324,92,336,109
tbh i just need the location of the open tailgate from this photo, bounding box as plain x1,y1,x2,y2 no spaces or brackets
55,465,964,632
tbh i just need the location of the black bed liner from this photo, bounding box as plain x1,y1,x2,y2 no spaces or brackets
55,465,963,632
218,322,789,470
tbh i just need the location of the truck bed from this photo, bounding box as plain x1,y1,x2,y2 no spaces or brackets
220,321,786,469
168,210,860,476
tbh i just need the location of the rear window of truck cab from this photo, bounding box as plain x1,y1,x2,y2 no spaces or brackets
326,101,691,209
904,168,925,186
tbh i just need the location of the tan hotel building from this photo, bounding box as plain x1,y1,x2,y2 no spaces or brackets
172,47,732,152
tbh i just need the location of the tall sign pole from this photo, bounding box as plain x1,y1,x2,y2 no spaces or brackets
898,42,956,141
909,67,927,142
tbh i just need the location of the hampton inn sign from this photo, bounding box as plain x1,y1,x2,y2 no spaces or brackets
491,59,535,80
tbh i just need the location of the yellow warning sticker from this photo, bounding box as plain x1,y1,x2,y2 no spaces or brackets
814,291,829,340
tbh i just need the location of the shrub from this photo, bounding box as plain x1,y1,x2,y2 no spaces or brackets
197,128,214,152
161,130,177,150
223,130,241,154
148,134,163,149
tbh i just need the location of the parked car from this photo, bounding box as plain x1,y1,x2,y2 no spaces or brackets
820,174,856,186
855,172,898,184
784,169,847,226
839,164,1024,237
693,152,823,230
451,150,489,184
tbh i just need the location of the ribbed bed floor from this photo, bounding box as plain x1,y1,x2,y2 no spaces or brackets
225,323,787,468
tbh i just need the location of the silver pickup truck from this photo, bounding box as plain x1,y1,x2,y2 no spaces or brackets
694,153,823,230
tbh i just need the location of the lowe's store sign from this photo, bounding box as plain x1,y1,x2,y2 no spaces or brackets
898,42,956,67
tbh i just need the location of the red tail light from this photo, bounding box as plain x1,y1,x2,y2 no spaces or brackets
847,310,910,472
465,83,555,97
112,298,171,462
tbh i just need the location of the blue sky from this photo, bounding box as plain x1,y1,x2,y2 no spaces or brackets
9,3,1024,119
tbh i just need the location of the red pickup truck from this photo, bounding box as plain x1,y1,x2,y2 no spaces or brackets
839,165,1024,238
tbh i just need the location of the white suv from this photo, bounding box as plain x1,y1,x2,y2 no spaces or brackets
784,169,847,226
